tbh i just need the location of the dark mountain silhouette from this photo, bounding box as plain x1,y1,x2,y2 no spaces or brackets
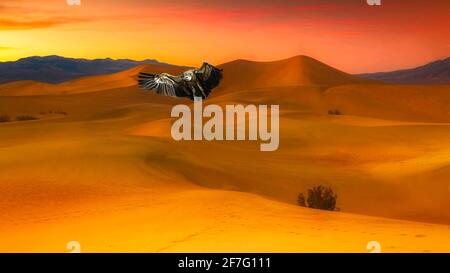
357,57,450,84
0,55,187,84
3,55,448,85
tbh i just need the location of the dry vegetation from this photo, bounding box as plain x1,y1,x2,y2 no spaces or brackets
15,115,38,121
298,186,338,211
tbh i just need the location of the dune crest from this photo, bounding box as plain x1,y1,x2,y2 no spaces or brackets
216,55,372,93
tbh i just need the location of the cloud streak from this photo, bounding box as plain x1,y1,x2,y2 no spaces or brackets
0,17,87,30
0,0,448,73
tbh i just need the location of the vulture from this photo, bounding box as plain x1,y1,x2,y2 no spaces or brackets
138,62,223,100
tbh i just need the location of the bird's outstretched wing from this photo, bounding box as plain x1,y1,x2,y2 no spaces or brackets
138,73,186,97
195,62,223,97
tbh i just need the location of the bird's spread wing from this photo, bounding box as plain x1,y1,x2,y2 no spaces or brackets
138,73,184,97
195,63,223,94
138,63,222,100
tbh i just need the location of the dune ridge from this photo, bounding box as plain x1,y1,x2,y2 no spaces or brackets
216,55,372,92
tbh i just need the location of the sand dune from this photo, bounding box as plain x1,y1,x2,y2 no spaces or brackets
215,55,372,94
0,55,370,97
0,55,449,252
325,84,450,122
0,116,449,252
0,64,185,96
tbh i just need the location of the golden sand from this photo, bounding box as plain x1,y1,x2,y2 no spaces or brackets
0,56,449,252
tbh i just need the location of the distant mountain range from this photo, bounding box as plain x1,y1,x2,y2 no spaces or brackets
357,57,450,84
0,55,187,84
0,55,372,96
0,55,449,85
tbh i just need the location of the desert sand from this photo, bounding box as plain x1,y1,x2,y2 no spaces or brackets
0,56,449,252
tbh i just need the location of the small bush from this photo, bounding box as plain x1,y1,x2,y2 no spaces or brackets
16,115,38,121
55,110,68,115
41,110,67,115
297,185,338,211
0,115,11,123
328,109,342,115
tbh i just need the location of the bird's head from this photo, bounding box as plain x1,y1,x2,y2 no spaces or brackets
183,70,194,81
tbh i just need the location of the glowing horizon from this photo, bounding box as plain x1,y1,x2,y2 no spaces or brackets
0,0,449,73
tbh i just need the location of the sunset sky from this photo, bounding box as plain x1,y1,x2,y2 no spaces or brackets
0,0,449,73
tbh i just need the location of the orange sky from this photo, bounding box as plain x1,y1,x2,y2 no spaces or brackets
0,0,449,73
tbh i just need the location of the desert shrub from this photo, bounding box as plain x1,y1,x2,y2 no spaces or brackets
16,115,38,121
0,115,11,123
55,110,68,115
307,186,337,210
328,109,342,115
42,110,67,115
297,185,338,211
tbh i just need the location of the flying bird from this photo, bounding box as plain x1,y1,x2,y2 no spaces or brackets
138,62,223,100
